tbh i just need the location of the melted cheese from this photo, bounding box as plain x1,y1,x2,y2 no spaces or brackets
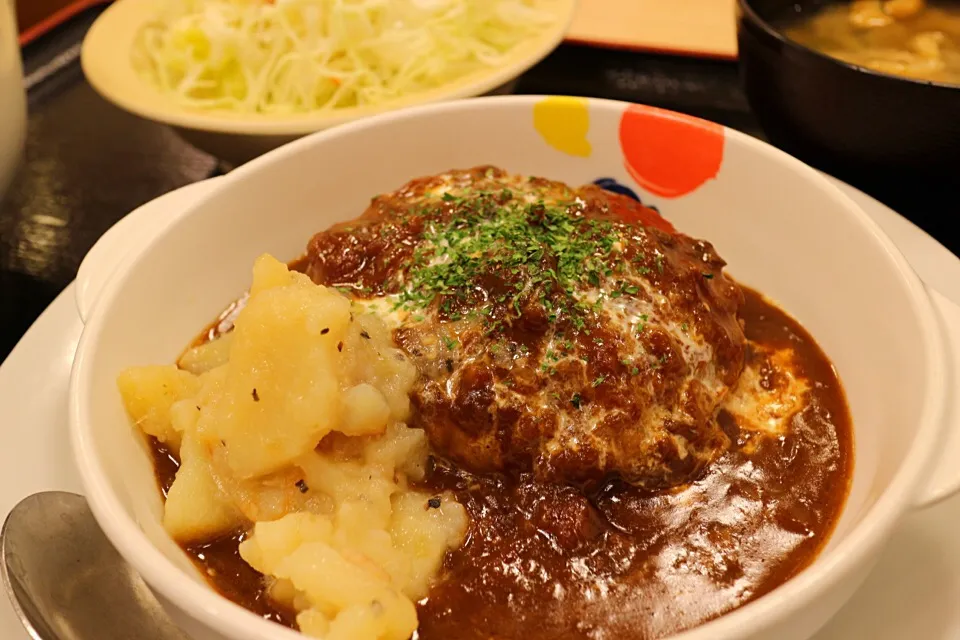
725,345,810,441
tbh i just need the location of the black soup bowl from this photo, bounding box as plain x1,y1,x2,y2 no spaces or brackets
736,0,960,188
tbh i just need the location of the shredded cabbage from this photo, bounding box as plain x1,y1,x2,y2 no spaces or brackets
133,0,557,113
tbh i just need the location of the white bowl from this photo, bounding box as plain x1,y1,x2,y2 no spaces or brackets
70,95,960,640
80,0,577,166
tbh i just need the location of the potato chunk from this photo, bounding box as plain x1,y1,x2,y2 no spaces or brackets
178,333,234,375
200,256,352,479
389,491,469,600
117,365,200,452
164,432,244,541
240,513,421,640
341,384,391,436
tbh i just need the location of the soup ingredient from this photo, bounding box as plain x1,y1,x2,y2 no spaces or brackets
117,254,468,639
848,0,925,28
884,0,926,20
787,1,960,84
133,0,557,114
304,167,747,489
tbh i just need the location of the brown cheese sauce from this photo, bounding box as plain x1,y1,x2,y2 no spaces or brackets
150,287,852,640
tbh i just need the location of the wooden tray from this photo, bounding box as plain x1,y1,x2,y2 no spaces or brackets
17,0,110,44
566,0,738,60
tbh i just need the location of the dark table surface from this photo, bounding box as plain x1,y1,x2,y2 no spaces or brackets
1,8,957,362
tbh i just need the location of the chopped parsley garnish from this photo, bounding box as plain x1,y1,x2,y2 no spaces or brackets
570,393,582,409
637,313,649,334
621,358,642,376
390,193,629,331
592,375,607,387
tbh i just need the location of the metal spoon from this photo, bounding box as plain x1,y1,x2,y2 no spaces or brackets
0,491,188,640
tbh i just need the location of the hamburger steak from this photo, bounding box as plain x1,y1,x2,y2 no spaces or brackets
304,166,746,488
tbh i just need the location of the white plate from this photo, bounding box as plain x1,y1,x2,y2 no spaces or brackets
1,178,958,639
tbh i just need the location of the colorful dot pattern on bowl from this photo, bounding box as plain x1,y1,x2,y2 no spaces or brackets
534,97,726,200
591,177,642,203
532,96,592,158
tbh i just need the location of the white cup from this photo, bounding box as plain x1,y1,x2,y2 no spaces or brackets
0,0,26,200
